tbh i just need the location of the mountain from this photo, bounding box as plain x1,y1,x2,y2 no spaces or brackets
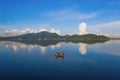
0,31,110,44
14,31,60,38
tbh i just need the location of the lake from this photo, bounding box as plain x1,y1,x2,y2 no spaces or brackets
0,40,120,80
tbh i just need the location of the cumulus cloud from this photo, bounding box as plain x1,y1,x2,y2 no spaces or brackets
0,28,62,37
49,28,62,35
78,22,88,35
39,28,48,32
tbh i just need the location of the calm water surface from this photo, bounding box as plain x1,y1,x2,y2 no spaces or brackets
0,40,120,80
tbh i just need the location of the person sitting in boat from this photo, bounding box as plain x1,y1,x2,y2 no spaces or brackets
55,52,64,57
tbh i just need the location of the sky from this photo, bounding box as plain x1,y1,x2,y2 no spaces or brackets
0,0,120,37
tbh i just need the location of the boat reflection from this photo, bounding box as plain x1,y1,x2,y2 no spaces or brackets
55,55,64,60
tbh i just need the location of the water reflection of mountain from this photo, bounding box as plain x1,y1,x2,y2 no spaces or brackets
0,41,62,53
0,41,88,55
16,40,61,46
78,40,120,56
0,31,109,45
1,40,119,56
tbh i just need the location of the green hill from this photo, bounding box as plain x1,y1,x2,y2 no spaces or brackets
0,31,110,43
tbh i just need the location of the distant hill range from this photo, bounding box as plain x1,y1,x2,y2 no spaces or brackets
0,31,110,44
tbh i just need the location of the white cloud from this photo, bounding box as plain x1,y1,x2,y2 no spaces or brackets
0,28,62,37
46,9,99,21
78,22,88,35
88,21,120,38
39,28,48,32
78,12,98,20
49,28,62,35
103,34,120,38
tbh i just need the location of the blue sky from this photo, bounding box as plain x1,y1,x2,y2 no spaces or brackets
0,0,120,37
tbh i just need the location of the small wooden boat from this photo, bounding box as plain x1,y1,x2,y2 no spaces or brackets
55,52,64,57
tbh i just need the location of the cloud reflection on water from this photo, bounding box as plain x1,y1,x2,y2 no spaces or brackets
0,41,88,56
0,40,120,56
90,40,120,56
79,43,87,55
0,41,62,54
